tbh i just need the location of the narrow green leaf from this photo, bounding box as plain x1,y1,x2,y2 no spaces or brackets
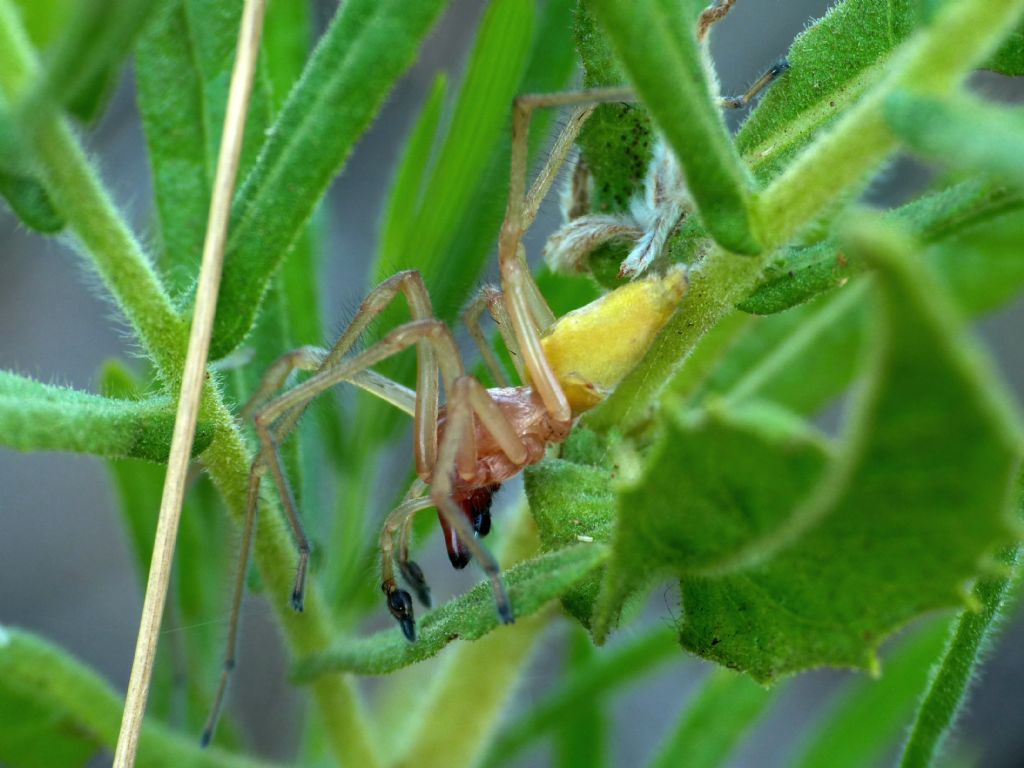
0,99,63,232
677,220,1023,681
886,91,1024,187
985,18,1024,73
0,687,94,768
10,0,74,49
738,180,1024,315
376,73,448,275
262,0,313,110
736,0,916,181
373,0,535,301
210,0,449,359
586,0,760,253
900,543,1023,768
794,618,952,768
555,626,607,768
292,544,608,679
648,669,775,768
0,626,275,768
136,0,273,295
32,0,162,123
479,628,679,768
0,370,213,461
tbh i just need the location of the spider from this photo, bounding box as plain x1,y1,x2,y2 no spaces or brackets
202,0,787,745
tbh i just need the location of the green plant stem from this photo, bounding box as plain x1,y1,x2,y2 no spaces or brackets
899,544,1023,768
0,626,273,768
588,0,1024,431
0,5,380,765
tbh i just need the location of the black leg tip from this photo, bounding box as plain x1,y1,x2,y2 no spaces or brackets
771,58,791,76
200,730,213,748
399,618,417,642
399,560,432,607
498,603,515,625
291,590,305,612
385,584,417,641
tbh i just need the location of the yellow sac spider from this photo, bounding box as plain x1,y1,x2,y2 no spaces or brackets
201,0,787,746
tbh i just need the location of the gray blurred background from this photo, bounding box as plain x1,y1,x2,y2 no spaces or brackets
2,1,1023,765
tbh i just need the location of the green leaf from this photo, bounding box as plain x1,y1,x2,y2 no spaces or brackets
525,431,618,628
738,180,1024,315
0,370,213,461
376,73,448,280
0,626,275,768
210,0,449,359
33,0,162,123
0,688,94,768
702,199,1024,419
900,543,1023,767
985,18,1024,73
586,0,760,253
10,0,74,49
292,543,608,679
648,669,775,768
736,0,916,182
592,400,832,642
0,98,63,232
677,221,1023,681
136,0,272,295
555,628,607,768
886,91,1024,187
794,618,952,768
478,628,679,768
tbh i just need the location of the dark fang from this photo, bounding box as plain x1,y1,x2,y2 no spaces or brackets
473,509,492,537
399,559,432,607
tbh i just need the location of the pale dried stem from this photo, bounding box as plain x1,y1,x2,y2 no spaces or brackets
112,1,267,765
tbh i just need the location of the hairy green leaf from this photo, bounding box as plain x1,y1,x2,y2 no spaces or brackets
292,544,607,678
886,91,1024,187
0,370,212,461
209,0,448,359
739,180,1024,315
586,0,760,253
136,0,273,295
649,669,775,768
736,0,917,181
677,222,1023,681
0,626,274,768
590,401,832,643
0,99,63,232
33,0,162,122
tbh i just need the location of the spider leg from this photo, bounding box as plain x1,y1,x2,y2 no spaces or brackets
429,377,520,625
204,272,450,745
380,493,435,640
720,58,790,109
463,285,516,385
697,0,737,43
